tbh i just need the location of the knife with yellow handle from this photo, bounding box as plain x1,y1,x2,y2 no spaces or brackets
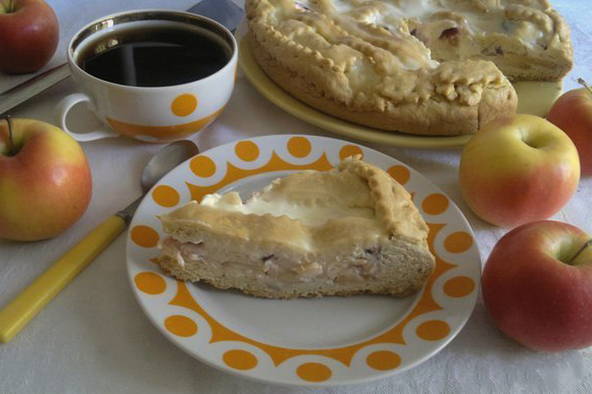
0,217,126,343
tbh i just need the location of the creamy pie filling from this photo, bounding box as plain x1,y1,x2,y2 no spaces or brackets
160,237,385,288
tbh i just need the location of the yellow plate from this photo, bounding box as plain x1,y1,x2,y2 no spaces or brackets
238,36,562,149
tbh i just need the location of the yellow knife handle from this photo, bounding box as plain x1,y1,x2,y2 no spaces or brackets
0,215,126,343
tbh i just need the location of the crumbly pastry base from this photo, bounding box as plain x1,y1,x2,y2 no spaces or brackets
245,0,572,136
155,237,434,299
156,158,436,299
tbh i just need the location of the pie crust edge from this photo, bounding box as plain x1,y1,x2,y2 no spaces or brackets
249,35,518,136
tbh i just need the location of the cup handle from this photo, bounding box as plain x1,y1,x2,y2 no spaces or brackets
57,93,119,142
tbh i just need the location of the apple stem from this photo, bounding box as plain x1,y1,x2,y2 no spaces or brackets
2,0,14,13
577,78,592,97
567,239,592,265
2,116,15,156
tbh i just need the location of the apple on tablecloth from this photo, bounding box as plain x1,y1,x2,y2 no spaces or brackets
548,79,592,176
482,220,592,352
0,118,92,241
459,114,580,228
0,0,59,74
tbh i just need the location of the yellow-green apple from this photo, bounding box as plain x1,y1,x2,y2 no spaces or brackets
459,114,580,228
0,118,92,241
482,220,592,351
0,0,59,74
548,78,592,176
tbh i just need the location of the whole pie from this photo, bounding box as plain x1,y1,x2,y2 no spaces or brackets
246,0,573,135
155,157,435,299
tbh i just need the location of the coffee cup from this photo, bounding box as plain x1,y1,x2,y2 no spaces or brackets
57,10,237,143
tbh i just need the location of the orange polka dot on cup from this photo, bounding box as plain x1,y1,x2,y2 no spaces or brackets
171,94,198,117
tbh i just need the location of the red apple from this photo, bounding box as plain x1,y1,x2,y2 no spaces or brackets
548,78,592,176
459,114,580,228
482,220,592,351
0,118,92,241
0,0,59,74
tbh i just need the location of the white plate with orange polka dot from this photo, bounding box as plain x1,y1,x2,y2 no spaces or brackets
127,134,480,387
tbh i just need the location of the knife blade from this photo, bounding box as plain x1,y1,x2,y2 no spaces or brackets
0,0,244,116
188,0,244,34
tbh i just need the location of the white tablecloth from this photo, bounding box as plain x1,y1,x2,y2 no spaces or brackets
1,1,592,393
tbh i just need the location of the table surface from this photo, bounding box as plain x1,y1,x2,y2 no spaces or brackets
1,1,592,393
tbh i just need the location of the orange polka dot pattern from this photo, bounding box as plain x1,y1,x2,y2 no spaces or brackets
444,232,473,253
444,276,476,297
366,351,401,371
134,272,166,295
296,362,332,382
223,350,258,370
416,320,450,341
171,94,198,117
422,193,449,215
287,136,312,158
387,165,410,185
190,156,216,178
131,225,159,248
339,145,363,160
235,141,259,161
152,185,180,207
165,315,198,337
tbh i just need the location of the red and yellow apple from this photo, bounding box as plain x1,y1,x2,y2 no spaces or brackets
0,0,59,74
482,220,592,351
459,114,580,228
0,118,92,241
548,79,592,176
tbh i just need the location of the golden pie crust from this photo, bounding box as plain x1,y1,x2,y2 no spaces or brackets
245,0,573,135
155,157,435,299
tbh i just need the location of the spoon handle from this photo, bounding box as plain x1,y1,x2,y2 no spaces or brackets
0,216,126,343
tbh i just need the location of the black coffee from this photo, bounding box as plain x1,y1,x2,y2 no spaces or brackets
78,26,231,87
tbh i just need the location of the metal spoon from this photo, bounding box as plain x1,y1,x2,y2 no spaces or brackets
0,140,200,343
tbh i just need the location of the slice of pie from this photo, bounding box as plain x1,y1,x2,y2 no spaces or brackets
155,157,435,299
245,0,572,136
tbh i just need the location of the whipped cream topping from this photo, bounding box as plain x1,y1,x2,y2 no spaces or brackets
200,191,374,227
